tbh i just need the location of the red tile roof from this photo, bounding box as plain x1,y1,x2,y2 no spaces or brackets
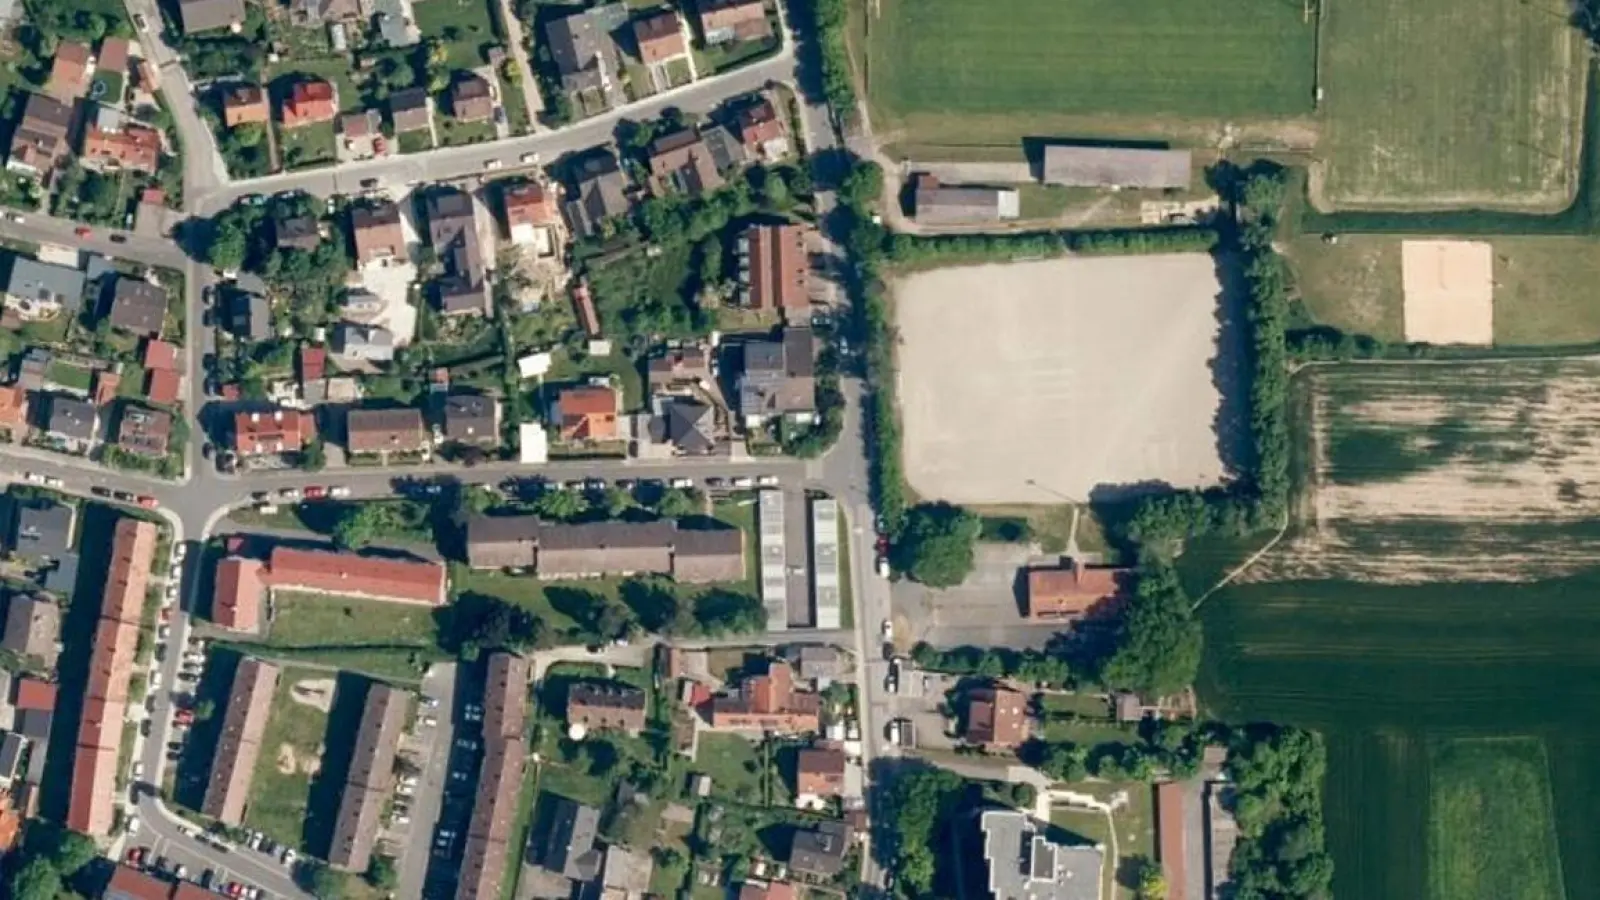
93,370,121,407
213,557,266,631
502,183,561,231
746,223,808,313
99,38,132,74
83,123,162,173
13,677,57,711
557,386,619,441
144,338,179,371
965,686,1027,747
1027,562,1128,620
633,11,688,64
0,384,29,433
233,408,316,455
282,80,338,128
267,546,447,606
146,368,181,406
106,863,173,900
740,882,799,900
738,99,786,153
47,42,92,98
300,345,327,383
795,747,846,797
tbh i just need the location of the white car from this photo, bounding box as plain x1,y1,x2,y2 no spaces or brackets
131,761,144,780
670,478,694,489
158,624,171,641
173,543,187,561
756,475,778,487
876,556,891,578
329,486,351,498
7,212,23,223
880,618,893,640
282,847,297,865
732,476,754,488
520,152,540,164
278,488,301,500
483,158,503,170
22,472,42,484
43,476,63,488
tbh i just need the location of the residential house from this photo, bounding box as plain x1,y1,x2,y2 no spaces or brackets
201,658,279,825
784,645,843,686
450,74,494,121
1026,561,1129,620
221,84,270,127
9,503,72,564
45,395,98,451
542,797,603,881
115,406,172,458
82,117,162,174
545,3,629,101
911,174,1019,224
501,182,563,251
697,0,772,44
374,0,420,47
701,124,745,173
648,129,723,197
178,0,247,33
99,38,131,77
424,188,486,316
92,370,120,407
563,152,631,239
1041,145,1192,190
649,396,717,455
965,686,1028,749
350,201,407,264
647,345,711,395
389,88,431,133
281,81,338,128
442,394,500,446
67,518,156,837
275,215,321,251
143,338,178,373
554,385,619,442
233,409,317,458
293,0,361,24
46,43,93,101
333,323,396,363
212,557,266,631
464,516,744,583
740,882,799,900
4,257,86,321
0,733,24,782
104,865,179,900
710,661,821,733
633,11,688,64
794,747,846,805
743,223,808,316
601,845,656,899
979,810,1103,900
104,276,167,337
787,820,851,879
346,407,429,457
737,98,790,161
266,545,448,606
338,109,381,143
328,684,411,872
227,287,272,341
737,328,815,426
6,93,74,176
482,652,529,740
567,682,647,734
0,385,30,441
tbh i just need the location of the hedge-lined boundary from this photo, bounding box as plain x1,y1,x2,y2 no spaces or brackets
884,225,1218,268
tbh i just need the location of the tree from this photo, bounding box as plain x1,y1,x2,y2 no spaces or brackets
301,439,326,472
893,502,980,588
654,487,700,519
234,123,265,148
501,59,521,84
533,488,585,521
598,487,632,518
194,698,216,722
1099,565,1202,698
331,502,413,549
1579,0,1600,47
1133,857,1166,900
365,855,399,890
1041,742,1088,782
209,219,249,272
8,858,61,900
840,160,884,208
308,862,350,900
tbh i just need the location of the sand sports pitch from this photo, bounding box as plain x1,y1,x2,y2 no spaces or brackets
895,253,1237,505
1401,240,1493,345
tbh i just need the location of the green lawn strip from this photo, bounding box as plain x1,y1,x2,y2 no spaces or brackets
1429,737,1566,900
244,667,330,850
45,360,93,391
436,115,497,147
278,121,338,169
692,733,767,805
499,74,530,133
397,129,434,153
545,347,645,412
836,510,853,630
413,0,499,68
266,591,441,647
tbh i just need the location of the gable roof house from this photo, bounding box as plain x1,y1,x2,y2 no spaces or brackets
329,684,412,872
46,42,93,101
221,84,271,127
2,595,61,668
501,182,564,251
546,3,629,103
4,257,86,320
388,87,432,133
450,74,495,122
45,395,98,450
266,545,448,606
743,223,809,316
554,385,620,442
788,820,852,878
911,173,1019,223
233,409,317,457
649,396,717,455
6,93,75,176
648,129,724,197
178,0,247,33
566,682,647,735
632,10,688,63
339,109,382,143
795,747,846,805
647,345,711,395
737,328,816,426
82,117,163,174
350,201,407,264
346,407,430,457
201,658,279,825
710,660,821,733
966,686,1028,749
443,394,501,446
563,152,631,239
211,557,267,631
104,276,167,337
334,323,396,363
1026,561,1129,620
542,797,604,881
698,0,772,44
115,406,173,458
0,384,31,441
9,503,73,563
737,98,790,161
281,80,338,128
465,516,744,583
275,214,321,251
425,189,487,316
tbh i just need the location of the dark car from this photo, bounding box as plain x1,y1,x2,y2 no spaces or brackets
91,486,112,497
361,177,380,189
109,234,127,244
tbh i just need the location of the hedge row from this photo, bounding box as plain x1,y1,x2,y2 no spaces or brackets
883,224,1218,268
795,0,856,126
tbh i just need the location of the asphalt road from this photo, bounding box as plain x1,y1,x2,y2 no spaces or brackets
396,664,458,900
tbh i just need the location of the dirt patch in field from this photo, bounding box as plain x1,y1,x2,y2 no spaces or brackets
895,254,1243,504
290,678,336,713
1401,240,1493,345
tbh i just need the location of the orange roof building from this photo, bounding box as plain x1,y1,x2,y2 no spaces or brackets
555,385,620,442
698,0,772,43
633,11,688,63
92,370,121,407
46,42,93,100
213,557,267,631
1027,562,1128,620
222,84,270,127
83,122,162,173
965,686,1028,748
233,408,316,456
795,747,846,799
281,80,338,128
502,182,561,244
266,546,448,606
0,384,30,439
739,882,799,900
68,518,156,837
737,98,788,158
14,677,57,712
99,37,131,74
710,661,821,733
146,368,181,405
144,338,179,371
746,223,808,315
1157,782,1186,900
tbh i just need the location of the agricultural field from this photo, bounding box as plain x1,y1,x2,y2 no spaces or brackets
862,0,1317,153
1430,739,1566,900
1316,0,1587,211
1287,234,1600,347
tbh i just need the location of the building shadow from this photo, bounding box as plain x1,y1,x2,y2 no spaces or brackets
303,672,372,857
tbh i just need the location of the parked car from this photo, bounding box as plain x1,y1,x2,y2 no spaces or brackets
329,486,351,498
520,152,540,164
278,488,301,500
110,233,127,244
670,477,694,489
303,486,326,499
75,226,92,237
756,475,778,487
136,495,158,508
731,477,754,488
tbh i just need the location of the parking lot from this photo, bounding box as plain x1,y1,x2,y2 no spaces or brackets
891,543,1066,650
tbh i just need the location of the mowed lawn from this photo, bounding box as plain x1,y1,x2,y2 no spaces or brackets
245,667,331,849
866,0,1315,142
1429,738,1566,900
1318,0,1587,211
1285,234,1600,346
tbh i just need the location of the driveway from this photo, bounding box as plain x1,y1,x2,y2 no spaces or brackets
396,663,459,900
892,543,1067,648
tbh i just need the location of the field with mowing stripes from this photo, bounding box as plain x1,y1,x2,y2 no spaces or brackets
1317,0,1587,210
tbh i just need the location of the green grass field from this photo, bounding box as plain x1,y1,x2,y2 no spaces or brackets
1430,738,1566,900
1317,0,1587,211
864,0,1315,150
245,667,331,849
413,0,499,69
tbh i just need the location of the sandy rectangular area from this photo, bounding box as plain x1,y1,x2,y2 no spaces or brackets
895,254,1231,504
1401,240,1493,345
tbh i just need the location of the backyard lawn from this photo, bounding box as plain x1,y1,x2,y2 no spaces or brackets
278,121,338,170
414,0,500,68
244,667,331,849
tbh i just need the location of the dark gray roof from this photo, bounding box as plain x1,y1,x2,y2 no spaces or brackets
11,503,71,561
1040,145,1192,190
543,797,603,881
426,189,484,287
106,276,166,336
7,257,85,312
782,327,815,378
663,398,713,454
564,153,630,238
444,394,498,442
41,553,77,597
789,820,851,876
0,732,23,780
743,340,784,375
179,0,246,33
276,214,321,249
46,395,95,441
14,707,51,741
702,125,745,172
546,3,628,76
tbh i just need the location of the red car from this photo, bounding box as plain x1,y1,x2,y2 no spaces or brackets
137,495,158,508
124,846,145,865
303,486,327,500
74,226,91,237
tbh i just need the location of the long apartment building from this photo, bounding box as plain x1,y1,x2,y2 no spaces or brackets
202,658,280,825
465,516,743,583
68,517,156,836
328,683,411,872
211,545,449,633
457,652,529,900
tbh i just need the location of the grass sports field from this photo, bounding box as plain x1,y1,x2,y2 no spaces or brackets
862,0,1316,151
1317,0,1588,211
1285,234,1600,346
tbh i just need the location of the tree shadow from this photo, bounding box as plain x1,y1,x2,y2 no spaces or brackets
1207,249,1254,481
